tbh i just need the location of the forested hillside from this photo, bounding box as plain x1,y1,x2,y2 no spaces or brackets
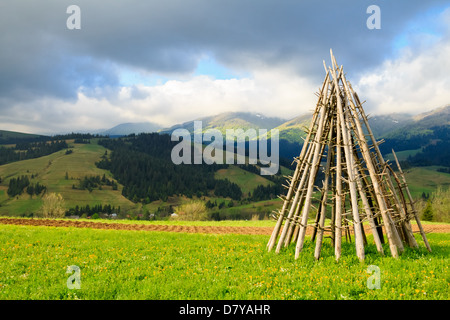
0,140,68,165
96,133,243,203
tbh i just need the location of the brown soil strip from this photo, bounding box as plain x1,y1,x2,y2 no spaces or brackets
0,217,448,235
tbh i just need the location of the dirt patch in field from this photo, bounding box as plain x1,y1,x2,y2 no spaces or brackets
0,217,274,235
0,217,448,235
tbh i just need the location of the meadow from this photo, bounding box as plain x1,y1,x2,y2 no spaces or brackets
0,222,448,300
0,141,136,215
215,165,274,196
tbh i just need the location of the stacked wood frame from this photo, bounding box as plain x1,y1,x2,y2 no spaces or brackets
267,50,431,261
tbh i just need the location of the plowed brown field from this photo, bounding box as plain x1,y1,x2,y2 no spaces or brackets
0,217,449,235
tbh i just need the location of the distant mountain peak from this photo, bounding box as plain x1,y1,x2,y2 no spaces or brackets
159,111,287,135
101,122,162,136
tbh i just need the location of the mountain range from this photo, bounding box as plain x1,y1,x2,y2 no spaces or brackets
158,104,450,143
159,112,286,136
1,104,449,219
2,104,449,147
100,122,162,136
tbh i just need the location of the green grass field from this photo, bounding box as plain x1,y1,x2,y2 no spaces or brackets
384,148,422,162
0,222,448,300
214,165,274,196
402,166,450,198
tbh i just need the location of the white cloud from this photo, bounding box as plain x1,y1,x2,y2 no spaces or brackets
0,67,319,134
2,2,449,134
355,8,450,115
119,69,317,127
4,21,450,135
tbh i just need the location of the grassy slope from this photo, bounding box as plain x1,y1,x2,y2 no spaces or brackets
383,148,450,197
1,133,448,218
384,148,422,162
214,166,274,196
0,139,284,217
0,130,43,140
0,224,447,300
274,115,309,144
0,141,135,215
402,166,450,198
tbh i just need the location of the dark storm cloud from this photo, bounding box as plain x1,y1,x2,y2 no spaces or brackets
0,0,449,104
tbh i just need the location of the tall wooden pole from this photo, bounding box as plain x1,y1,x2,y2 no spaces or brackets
329,56,365,261
314,130,333,260
275,142,315,253
348,83,405,254
345,104,385,254
267,73,329,252
339,69,399,258
392,150,432,252
295,91,331,259
334,106,343,261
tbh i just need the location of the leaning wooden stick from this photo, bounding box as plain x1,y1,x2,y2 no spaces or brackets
267,73,329,252
314,130,333,260
329,61,364,261
392,149,431,252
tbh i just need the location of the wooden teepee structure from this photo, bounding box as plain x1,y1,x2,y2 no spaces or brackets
267,50,431,261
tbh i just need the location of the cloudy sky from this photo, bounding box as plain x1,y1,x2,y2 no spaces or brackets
1,0,450,134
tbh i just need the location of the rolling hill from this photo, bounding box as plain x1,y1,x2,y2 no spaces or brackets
0,130,49,145
273,113,311,144
155,105,449,154
159,111,286,136
274,104,449,144
384,104,450,139
0,140,136,216
0,135,280,218
101,122,162,136
1,104,449,219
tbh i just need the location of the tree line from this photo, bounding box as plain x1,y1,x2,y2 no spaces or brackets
0,140,68,165
405,140,450,168
213,179,242,200
250,184,284,202
379,125,450,155
7,175,46,197
51,133,106,140
66,204,121,217
72,174,118,192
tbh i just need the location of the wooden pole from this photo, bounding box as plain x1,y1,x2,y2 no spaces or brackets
386,165,419,248
339,70,399,258
314,131,333,260
330,144,336,248
267,73,329,252
294,94,332,259
275,142,315,253
329,57,364,261
267,161,300,251
268,50,430,261
284,190,306,247
392,150,431,252
349,83,405,253
345,106,385,254
334,105,343,261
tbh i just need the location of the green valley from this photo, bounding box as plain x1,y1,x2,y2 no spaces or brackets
1,105,450,223
0,134,283,220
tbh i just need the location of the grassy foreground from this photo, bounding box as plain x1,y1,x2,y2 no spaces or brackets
0,223,448,300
